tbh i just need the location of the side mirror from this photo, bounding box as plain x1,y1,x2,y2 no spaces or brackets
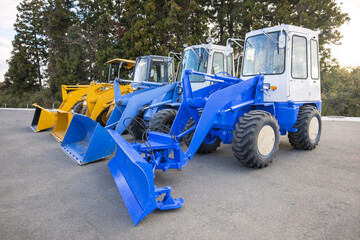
226,42,233,56
278,32,286,49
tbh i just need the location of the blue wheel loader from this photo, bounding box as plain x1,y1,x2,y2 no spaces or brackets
106,25,323,225
61,42,237,165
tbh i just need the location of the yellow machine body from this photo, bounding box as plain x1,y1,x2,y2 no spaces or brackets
51,83,133,142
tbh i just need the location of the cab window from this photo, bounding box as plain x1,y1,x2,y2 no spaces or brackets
227,54,233,76
150,59,166,82
212,52,225,74
310,39,319,79
291,35,308,79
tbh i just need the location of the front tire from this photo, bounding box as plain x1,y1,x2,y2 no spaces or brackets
288,105,321,150
96,106,110,127
232,110,280,168
127,111,147,140
183,117,221,154
72,101,83,114
149,108,178,133
81,105,88,115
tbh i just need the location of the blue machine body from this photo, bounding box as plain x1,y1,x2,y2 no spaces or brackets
61,78,182,165
108,69,322,225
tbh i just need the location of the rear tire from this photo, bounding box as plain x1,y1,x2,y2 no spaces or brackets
127,111,147,140
149,108,178,133
96,106,110,127
232,110,280,168
72,101,83,113
183,117,221,154
288,105,321,150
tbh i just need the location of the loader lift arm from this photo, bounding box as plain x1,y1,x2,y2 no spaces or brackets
107,70,265,225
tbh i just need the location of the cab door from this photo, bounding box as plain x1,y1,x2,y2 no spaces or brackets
309,39,321,101
289,34,310,101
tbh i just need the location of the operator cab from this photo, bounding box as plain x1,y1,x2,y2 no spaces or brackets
241,24,321,102
133,55,175,84
106,58,136,83
177,43,235,91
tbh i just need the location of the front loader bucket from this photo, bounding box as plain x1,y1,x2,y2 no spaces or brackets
30,104,56,132
107,130,157,225
61,115,116,165
51,110,73,142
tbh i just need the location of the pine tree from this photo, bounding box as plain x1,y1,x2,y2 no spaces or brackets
44,0,78,97
4,37,38,94
121,0,209,58
5,0,47,91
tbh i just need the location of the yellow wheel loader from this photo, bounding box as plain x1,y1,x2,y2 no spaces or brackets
51,58,135,142
30,85,89,132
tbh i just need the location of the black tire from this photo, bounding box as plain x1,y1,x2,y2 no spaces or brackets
232,110,280,168
96,106,110,127
81,105,88,115
149,108,178,133
288,105,321,150
127,111,147,140
72,101,83,113
105,109,125,132
106,109,113,124
183,117,221,154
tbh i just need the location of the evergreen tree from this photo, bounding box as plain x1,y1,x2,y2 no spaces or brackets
5,0,47,90
44,0,78,98
122,0,209,58
77,0,121,82
4,37,38,94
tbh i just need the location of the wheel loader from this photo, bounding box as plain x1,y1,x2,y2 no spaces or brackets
106,25,322,225
60,42,238,165
50,59,135,142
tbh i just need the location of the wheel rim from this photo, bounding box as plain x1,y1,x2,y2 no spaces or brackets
308,116,319,141
101,112,108,124
203,134,218,145
257,125,276,156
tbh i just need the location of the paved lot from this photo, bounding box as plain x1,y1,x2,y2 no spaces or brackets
0,109,359,240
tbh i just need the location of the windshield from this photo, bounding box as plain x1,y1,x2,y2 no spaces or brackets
134,58,148,82
177,48,209,82
242,31,285,76
106,62,134,82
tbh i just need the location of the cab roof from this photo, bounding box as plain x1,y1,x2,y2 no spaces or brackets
245,24,319,39
106,58,136,66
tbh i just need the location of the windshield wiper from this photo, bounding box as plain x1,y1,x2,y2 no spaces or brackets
262,30,278,44
190,48,199,60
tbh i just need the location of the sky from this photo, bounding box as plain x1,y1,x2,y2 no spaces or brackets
0,0,359,82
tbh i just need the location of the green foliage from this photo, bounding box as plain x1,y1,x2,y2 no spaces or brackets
4,0,47,91
122,0,208,57
4,39,38,94
322,66,360,117
0,88,57,108
2,0,358,117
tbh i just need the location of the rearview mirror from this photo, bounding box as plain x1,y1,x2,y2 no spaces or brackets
278,32,286,49
226,42,233,56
